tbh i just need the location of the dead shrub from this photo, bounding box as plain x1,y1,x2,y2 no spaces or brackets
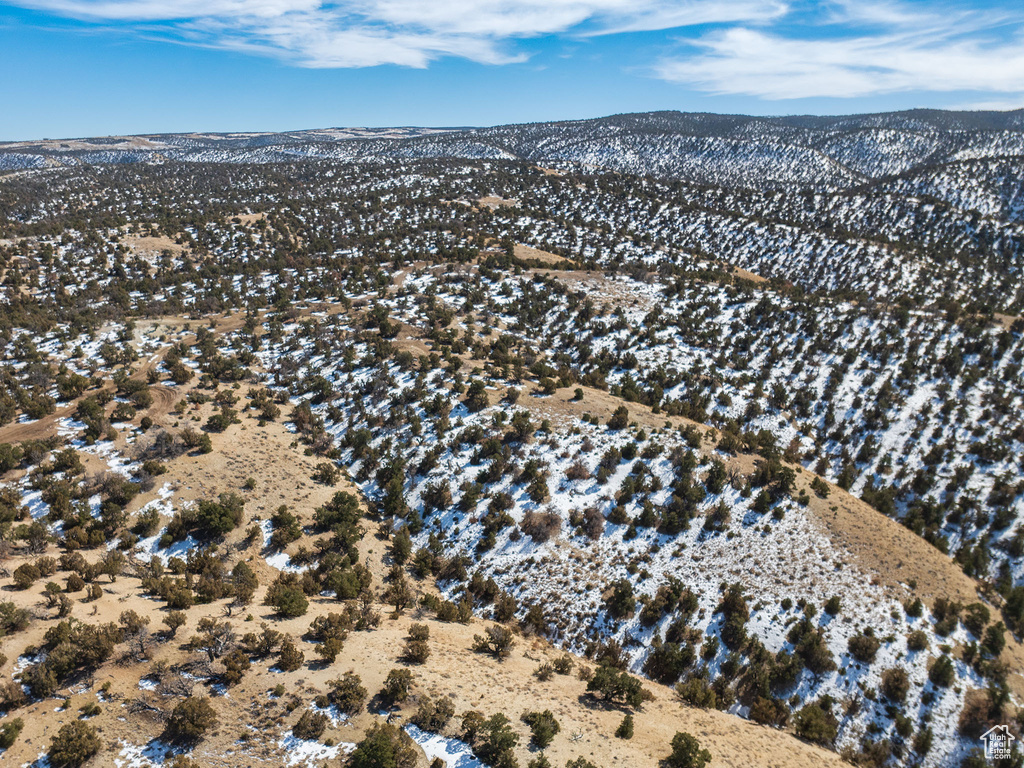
520,510,561,543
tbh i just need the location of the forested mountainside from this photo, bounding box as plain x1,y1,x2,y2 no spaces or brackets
0,112,1023,768
3,108,1024,213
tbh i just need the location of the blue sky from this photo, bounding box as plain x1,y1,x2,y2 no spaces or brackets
1,0,1022,140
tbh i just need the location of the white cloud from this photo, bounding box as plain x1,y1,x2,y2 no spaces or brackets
11,0,784,67
18,0,322,21
580,0,787,36
950,96,1024,111
13,0,1024,101
173,12,529,67
655,3,1024,99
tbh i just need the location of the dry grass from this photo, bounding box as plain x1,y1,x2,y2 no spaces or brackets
728,265,768,284
477,196,519,210
0,384,848,768
3,297,1023,764
123,234,185,261
513,243,576,267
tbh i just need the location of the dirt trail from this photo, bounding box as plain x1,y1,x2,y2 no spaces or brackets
0,406,76,444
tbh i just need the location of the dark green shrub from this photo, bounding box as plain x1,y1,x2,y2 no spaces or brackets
616,713,634,739
521,709,560,748
667,732,711,768
13,563,40,590
350,722,417,768
278,637,305,671
166,696,218,743
586,665,645,708
381,668,413,705
794,703,837,746
607,405,629,430
411,695,455,733
474,713,519,768
327,671,367,715
265,574,309,617
48,721,101,767
929,655,955,687
848,632,881,663
0,717,24,749
472,625,516,660
881,667,910,703
293,710,329,740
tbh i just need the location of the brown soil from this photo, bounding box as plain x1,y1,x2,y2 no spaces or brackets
123,234,185,261
513,244,576,267
478,196,519,210
3,285,1022,763
993,312,1019,330
0,382,847,768
230,213,267,225
728,265,768,284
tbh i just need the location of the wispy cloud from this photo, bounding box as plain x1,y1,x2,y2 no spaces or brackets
951,95,1024,111
7,0,784,67
655,2,1024,99
582,0,786,36
9,0,1024,103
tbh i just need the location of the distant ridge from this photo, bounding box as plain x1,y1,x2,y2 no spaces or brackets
3,108,1023,220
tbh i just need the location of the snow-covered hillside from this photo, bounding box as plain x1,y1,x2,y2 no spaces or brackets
2,119,1023,767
